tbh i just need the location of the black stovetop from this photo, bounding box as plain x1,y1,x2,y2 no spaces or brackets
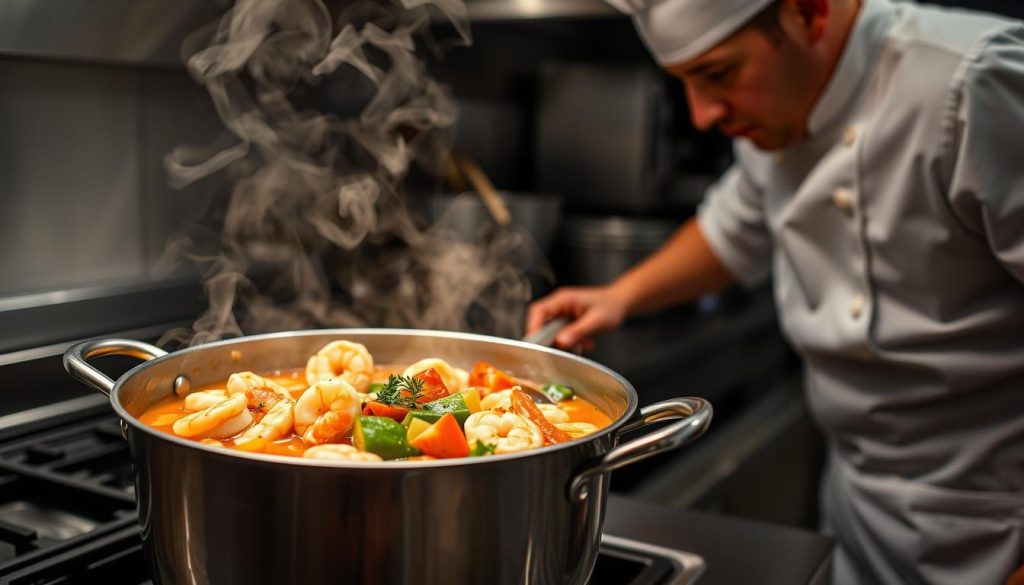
0,411,701,585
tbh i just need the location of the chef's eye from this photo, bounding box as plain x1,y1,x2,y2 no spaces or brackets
705,65,735,84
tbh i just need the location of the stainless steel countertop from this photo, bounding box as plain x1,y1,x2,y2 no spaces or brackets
605,495,833,585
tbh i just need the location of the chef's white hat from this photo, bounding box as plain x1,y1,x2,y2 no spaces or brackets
606,0,774,66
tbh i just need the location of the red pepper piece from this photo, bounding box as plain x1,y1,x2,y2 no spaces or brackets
412,368,449,403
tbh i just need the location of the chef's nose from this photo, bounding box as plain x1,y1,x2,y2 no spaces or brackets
685,84,728,131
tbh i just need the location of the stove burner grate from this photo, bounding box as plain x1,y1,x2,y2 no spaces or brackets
0,416,136,579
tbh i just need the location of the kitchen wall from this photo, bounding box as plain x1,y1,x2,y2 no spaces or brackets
0,59,225,299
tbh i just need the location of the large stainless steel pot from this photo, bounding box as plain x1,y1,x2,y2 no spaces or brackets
63,329,712,585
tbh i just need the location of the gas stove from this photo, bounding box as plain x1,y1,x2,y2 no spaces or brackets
0,403,704,585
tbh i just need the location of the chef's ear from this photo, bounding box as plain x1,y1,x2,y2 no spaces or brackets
782,0,830,43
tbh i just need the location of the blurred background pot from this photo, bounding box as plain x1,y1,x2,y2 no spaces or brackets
429,191,563,256
561,216,678,286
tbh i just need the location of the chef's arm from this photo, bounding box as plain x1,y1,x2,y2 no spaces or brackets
528,158,767,349
609,217,735,314
526,217,735,349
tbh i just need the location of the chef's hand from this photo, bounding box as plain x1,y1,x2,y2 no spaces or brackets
1006,564,1024,585
526,285,629,352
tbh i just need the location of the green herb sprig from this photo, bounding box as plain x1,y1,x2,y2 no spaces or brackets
374,374,425,409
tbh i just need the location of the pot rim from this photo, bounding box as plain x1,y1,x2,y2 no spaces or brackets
110,327,639,470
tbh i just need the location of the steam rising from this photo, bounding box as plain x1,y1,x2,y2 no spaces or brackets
159,0,540,346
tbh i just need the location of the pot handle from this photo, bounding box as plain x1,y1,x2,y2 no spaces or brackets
568,397,712,502
63,339,167,397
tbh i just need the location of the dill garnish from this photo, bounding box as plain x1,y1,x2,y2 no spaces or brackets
374,374,425,409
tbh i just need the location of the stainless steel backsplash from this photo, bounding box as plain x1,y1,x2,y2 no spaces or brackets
0,1,237,301
0,1,224,66
0,57,224,299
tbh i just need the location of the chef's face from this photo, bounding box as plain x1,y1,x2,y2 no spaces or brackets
665,1,830,151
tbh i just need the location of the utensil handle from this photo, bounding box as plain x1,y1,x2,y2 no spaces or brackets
63,339,167,397
521,316,572,347
567,397,712,502
457,156,511,226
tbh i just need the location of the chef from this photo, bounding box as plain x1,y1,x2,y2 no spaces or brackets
526,0,1024,582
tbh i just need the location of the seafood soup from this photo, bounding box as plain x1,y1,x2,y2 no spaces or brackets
139,339,613,461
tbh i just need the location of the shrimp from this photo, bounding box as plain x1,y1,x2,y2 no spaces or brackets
226,371,293,424
538,404,570,424
305,341,374,393
464,411,543,454
303,444,383,462
172,394,254,439
240,398,294,441
555,422,598,439
480,389,568,423
293,378,361,445
184,390,227,412
402,358,462,393
479,388,513,411
479,389,568,425
227,372,291,400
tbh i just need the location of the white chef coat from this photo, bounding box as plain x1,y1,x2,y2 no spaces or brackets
696,0,1024,583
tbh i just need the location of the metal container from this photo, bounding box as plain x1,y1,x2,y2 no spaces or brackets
64,329,711,585
562,216,679,286
429,192,563,255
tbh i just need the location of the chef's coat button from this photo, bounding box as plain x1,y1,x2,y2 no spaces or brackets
850,294,866,319
842,125,859,147
833,188,855,214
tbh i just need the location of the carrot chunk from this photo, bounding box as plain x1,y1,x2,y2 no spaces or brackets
408,412,470,458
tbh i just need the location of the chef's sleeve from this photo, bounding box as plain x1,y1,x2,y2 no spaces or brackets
696,160,772,287
946,25,1024,284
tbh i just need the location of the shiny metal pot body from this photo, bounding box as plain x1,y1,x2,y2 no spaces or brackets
65,329,711,585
